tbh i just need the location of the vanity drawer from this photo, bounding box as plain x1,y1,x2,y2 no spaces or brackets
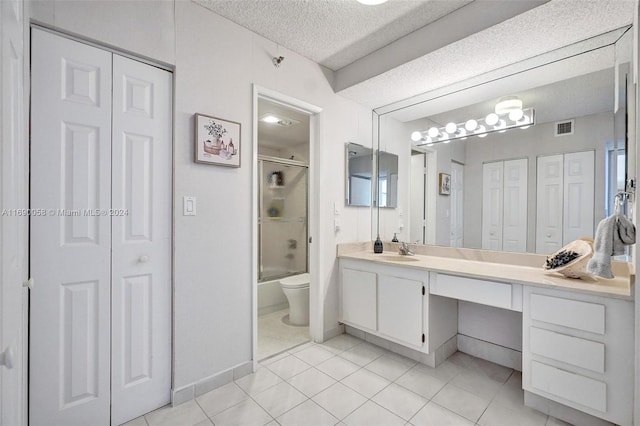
530,327,605,373
530,294,605,334
531,361,607,412
431,274,512,310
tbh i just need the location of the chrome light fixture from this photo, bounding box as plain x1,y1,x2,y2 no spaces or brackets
411,108,535,145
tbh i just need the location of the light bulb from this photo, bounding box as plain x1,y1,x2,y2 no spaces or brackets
428,127,439,138
445,122,457,134
440,131,449,141
411,131,423,142
426,143,434,147
485,113,499,126
261,115,280,123
508,109,524,122
457,128,467,138
497,119,507,133
475,125,487,138
465,119,478,131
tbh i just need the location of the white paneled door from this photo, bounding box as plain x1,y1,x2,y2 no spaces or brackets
563,151,595,245
30,29,172,426
482,162,503,250
410,153,426,244
450,162,464,247
536,154,564,253
502,159,528,252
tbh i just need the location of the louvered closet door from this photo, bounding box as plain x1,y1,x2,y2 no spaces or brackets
30,29,113,426
110,54,172,425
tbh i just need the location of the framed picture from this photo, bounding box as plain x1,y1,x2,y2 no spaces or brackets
439,173,451,195
195,113,241,167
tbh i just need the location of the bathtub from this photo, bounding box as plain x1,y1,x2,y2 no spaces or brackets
258,271,305,316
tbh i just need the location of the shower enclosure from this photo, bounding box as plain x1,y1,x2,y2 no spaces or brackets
258,157,308,282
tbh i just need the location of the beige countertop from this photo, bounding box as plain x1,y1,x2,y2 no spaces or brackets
337,243,634,300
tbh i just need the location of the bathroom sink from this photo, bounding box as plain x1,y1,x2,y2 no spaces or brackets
378,255,420,262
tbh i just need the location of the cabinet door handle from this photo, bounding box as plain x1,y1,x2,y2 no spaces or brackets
0,346,15,369
138,255,149,263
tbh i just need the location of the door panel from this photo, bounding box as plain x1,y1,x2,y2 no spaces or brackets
410,154,426,244
1,0,27,424
503,159,527,252
450,162,464,247
536,155,563,253
482,162,503,250
30,28,112,426
563,151,594,244
111,54,172,425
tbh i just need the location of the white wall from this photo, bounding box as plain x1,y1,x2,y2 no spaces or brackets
28,0,372,394
464,113,612,252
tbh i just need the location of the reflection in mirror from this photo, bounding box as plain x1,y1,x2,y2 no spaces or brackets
377,26,634,256
345,143,373,207
378,151,399,208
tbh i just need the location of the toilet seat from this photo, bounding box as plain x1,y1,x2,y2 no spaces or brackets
280,273,310,289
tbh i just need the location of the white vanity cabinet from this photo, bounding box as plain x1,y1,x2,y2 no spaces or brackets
522,286,634,425
339,258,456,355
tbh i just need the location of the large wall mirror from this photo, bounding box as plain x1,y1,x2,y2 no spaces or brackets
376,26,634,256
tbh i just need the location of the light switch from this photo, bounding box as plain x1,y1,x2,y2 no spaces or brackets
334,202,341,215
183,196,196,216
334,217,341,231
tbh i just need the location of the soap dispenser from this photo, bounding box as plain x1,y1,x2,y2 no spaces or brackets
392,233,399,242
374,235,384,253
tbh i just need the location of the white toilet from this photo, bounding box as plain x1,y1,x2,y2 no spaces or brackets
280,273,310,326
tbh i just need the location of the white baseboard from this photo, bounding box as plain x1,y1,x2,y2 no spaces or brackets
457,334,522,371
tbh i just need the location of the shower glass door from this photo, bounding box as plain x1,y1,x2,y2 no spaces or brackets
259,159,308,282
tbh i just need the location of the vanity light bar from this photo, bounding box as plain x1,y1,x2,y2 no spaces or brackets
412,108,535,146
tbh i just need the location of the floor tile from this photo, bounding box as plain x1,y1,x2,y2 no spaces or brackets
287,367,337,397
194,420,214,426
253,381,308,418
546,416,572,426
289,341,317,354
235,368,282,396
478,400,547,426
449,369,503,399
121,415,148,426
431,383,490,423
276,399,339,426
145,400,207,426
395,365,447,399
341,368,391,398
320,334,364,354
409,401,475,426
371,383,428,421
260,351,290,366
316,356,361,380
266,354,312,380
492,372,524,411
338,342,386,367
294,345,336,365
342,400,405,426
448,352,512,383
265,421,279,426
312,382,368,420
365,352,416,381
211,398,273,426
196,382,249,418
258,308,310,360
413,360,461,383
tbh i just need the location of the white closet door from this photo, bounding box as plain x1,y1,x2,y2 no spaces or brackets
563,151,595,244
503,159,528,252
410,153,425,244
110,55,172,425
536,155,564,253
482,162,503,250
450,162,464,247
30,29,113,425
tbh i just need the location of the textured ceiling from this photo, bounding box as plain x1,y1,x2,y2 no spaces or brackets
193,0,471,71
340,0,635,108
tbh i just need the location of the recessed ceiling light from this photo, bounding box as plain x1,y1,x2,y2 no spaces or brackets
261,115,280,123
357,0,388,5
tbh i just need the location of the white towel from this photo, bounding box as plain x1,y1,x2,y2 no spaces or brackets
587,214,636,278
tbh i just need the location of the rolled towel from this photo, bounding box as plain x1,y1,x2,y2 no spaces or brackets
616,215,636,250
587,215,617,278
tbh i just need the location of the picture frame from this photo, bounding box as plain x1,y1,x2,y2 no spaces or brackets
439,173,451,195
194,113,241,167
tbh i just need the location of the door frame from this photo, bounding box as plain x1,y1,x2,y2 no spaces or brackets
251,85,322,367
27,25,175,421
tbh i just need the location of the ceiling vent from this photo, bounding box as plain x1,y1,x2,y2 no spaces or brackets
555,119,574,137
259,113,300,127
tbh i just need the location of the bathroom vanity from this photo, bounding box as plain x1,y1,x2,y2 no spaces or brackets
337,242,634,426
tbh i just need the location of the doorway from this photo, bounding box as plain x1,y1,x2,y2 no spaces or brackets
29,28,172,426
252,88,321,363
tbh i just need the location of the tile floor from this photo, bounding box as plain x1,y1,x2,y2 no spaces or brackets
125,334,572,426
257,308,310,360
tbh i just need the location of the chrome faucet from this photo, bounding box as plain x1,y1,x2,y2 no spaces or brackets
398,242,414,256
